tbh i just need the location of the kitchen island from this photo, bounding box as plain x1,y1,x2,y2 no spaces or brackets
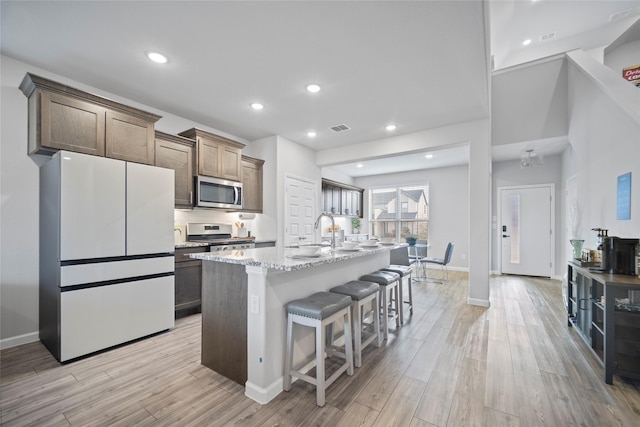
189,243,406,404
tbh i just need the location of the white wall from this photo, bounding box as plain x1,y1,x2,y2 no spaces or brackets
563,52,640,254
604,39,640,76
275,136,322,244
355,165,469,270
491,154,563,276
0,55,268,347
491,57,568,146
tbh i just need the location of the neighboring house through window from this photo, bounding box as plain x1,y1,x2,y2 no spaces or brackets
370,185,429,241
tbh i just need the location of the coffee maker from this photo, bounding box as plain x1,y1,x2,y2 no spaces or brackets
601,237,639,275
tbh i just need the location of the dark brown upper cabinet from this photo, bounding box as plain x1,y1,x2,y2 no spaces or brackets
178,128,245,182
154,131,196,208
241,155,264,213
20,73,161,163
322,178,364,218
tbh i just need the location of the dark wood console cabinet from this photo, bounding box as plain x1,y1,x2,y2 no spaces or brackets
568,262,640,384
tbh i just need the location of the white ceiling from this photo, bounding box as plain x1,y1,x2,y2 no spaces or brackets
2,1,639,177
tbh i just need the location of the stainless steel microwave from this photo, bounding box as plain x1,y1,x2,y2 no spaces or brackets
195,176,243,209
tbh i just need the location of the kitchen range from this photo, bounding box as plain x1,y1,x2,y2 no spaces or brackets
186,223,255,251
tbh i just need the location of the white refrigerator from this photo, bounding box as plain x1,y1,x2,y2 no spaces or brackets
40,151,175,362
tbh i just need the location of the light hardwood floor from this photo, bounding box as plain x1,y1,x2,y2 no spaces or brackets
2,272,639,426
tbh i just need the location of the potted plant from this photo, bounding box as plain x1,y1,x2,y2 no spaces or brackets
351,217,361,234
405,236,417,246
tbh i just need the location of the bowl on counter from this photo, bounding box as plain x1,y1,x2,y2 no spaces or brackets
297,245,322,256
341,241,359,250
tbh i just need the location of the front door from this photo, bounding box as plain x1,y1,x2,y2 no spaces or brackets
500,185,554,277
284,175,317,246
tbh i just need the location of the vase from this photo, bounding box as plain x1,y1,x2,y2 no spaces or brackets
570,239,584,260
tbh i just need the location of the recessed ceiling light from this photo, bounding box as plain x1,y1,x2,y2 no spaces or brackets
307,131,317,137
356,163,364,168
250,102,264,110
385,124,397,131
146,51,169,64
522,39,532,46
306,84,321,93
425,154,434,159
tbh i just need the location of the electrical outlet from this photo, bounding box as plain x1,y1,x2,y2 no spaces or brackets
250,295,260,314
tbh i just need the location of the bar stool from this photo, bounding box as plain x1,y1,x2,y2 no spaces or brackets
330,280,382,367
283,291,354,407
359,271,401,340
381,265,413,322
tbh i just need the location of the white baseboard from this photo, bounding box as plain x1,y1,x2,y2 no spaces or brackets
245,377,283,404
468,298,490,307
0,331,39,350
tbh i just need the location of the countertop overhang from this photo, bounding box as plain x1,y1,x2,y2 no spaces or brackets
188,243,407,271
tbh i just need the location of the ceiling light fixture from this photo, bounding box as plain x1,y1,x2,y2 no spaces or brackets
306,84,321,93
146,51,169,64
307,131,316,137
522,39,532,46
385,124,397,131
425,154,434,159
356,163,364,168
520,149,544,168
250,102,264,110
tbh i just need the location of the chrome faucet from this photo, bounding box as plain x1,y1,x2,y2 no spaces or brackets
314,212,336,249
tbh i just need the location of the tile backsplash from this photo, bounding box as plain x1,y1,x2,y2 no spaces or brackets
174,209,275,243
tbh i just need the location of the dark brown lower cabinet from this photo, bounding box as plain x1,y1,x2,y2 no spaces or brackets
175,247,205,318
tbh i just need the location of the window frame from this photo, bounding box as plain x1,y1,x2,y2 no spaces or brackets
368,183,429,242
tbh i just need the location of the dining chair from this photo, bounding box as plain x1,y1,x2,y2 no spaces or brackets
422,242,454,283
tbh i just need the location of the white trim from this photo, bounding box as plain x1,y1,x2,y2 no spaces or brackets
468,298,490,307
0,331,39,350
497,184,555,278
245,377,283,405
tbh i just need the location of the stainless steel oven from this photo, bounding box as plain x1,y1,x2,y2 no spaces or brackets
186,223,255,250
195,176,243,209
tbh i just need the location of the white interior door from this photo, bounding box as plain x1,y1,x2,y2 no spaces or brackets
285,176,316,246
500,185,553,277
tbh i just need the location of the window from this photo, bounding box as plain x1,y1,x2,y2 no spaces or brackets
370,185,429,241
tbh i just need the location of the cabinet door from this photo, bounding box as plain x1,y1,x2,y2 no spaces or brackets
342,190,352,215
330,186,340,214
155,138,194,207
241,158,263,212
105,110,155,165
197,138,221,177
40,91,106,156
352,191,362,217
221,145,242,181
175,260,202,312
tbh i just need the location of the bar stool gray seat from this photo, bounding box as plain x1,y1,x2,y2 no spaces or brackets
330,280,382,367
283,291,354,407
381,265,413,322
359,271,401,340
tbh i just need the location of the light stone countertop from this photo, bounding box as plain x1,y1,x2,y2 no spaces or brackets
175,239,277,249
187,243,407,271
